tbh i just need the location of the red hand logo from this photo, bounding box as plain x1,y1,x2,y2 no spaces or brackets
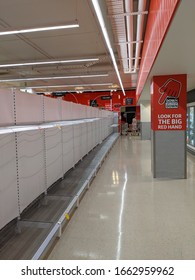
158,78,182,105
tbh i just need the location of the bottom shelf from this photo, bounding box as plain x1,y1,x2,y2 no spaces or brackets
187,143,195,155
0,133,119,260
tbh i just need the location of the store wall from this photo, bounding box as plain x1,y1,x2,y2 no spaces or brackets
187,88,195,103
62,90,138,112
136,0,180,102
187,102,195,154
140,101,151,140
179,89,195,154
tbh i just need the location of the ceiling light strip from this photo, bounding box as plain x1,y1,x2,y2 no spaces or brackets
0,58,99,68
20,83,113,89
24,88,134,94
59,88,117,93
0,73,109,82
115,40,143,45
0,23,79,36
91,0,126,96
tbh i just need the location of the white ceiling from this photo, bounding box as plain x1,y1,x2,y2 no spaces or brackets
139,0,195,102
3,0,192,101
0,0,149,93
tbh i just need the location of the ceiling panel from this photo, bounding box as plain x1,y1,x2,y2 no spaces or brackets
0,0,79,27
29,33,107,58
0,0,148,93
0,39,48,62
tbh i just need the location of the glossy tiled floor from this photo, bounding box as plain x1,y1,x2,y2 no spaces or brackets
48,136,195,260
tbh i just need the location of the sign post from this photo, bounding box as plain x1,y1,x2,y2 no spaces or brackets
151,74,187,178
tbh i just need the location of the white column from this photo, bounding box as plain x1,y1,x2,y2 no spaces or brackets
140,101,151,140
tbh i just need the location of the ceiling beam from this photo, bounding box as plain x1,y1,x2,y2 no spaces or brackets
108,11,148,18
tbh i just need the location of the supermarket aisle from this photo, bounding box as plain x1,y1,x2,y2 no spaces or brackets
48,136,195,260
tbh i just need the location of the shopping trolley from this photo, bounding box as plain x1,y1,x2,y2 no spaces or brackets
121,122,128,135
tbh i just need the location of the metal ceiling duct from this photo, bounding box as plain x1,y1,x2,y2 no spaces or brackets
124,0,134,73
134,0,147,73
106,0,129,73
106,0,149,74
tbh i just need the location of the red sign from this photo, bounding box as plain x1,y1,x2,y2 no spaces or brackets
151,74,186,130
105,103,112,111
112,103,121,112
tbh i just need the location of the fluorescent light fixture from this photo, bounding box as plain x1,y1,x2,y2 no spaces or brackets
0,23,79,36
89,88,118,92
20,88,34,94
20,83,113,89
91,0,126,96
75,86,84,90
109,84,119,89
0,58,99,68
24,88,120,94
0,73,108,82
65,89,116,93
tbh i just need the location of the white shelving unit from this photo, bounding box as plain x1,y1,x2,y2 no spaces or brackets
0,88,115,231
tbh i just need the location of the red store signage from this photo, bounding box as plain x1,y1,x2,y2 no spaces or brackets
151,74,187,131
